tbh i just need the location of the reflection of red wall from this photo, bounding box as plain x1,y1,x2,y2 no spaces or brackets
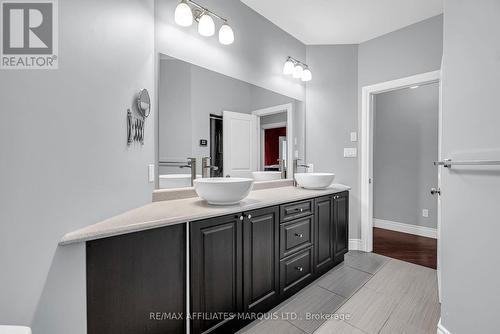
264,127,287,166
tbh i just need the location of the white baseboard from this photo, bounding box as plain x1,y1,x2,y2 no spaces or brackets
374,218,437,239
349,239,362,251
437,319,451,334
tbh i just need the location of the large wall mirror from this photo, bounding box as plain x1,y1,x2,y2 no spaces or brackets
156,54,306,189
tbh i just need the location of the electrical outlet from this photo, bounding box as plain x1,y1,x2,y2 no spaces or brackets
148,164,155,183
350,132,358,142
422,209,429,218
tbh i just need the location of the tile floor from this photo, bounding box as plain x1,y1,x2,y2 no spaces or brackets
239,251,440,334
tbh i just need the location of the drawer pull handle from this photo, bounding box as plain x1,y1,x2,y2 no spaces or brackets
239,215,244,221
295,266,304,272
295,233,304,238
247,214,252,219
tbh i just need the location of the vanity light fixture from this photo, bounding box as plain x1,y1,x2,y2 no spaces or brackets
283,56,312,82
197,12,215,36
219,23,235,45
301,68,312,82
292,64,303,79
174,0,193,27
283,58,295,75
174,0,234,45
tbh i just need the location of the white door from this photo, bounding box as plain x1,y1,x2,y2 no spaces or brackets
223,111,258,178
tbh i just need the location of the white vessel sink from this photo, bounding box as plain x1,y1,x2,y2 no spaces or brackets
295,173,335,190
252,171,282,181
194,178,254,205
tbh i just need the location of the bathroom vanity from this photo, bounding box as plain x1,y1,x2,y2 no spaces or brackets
62,185,349,334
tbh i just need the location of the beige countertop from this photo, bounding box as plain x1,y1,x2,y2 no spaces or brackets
60,184,350,245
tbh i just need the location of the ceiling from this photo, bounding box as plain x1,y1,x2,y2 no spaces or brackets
240,0,443,45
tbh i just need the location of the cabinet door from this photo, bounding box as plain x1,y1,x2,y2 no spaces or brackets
314,196,335,275
334,192,349,263
87,224,186,334
243,207,279,313
190,215,242,334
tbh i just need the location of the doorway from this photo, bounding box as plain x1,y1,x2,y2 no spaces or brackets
360,70,442,281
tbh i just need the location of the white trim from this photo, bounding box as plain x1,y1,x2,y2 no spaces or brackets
349,239,362,251
360,70,441,252
437,60,444,303
437,319,452,334
373,219,437,239
252,103,294,179
261,121,287,130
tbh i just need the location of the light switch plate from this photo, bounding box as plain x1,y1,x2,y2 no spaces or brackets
344,148,357,158
148,164,155,183
422,209,429,218
350,132,358,142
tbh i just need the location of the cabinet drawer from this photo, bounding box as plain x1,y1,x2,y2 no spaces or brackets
280,200,313,222
280,216,313,258
280,247,313,295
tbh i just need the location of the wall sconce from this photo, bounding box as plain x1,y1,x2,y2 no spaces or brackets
283,56,312,82
174,0,234,45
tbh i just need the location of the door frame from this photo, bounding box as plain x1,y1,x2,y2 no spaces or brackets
360,70,442,253
252,103,294,179
260,121,287,171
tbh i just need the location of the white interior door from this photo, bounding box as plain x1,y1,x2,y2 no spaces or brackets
223,111,258,178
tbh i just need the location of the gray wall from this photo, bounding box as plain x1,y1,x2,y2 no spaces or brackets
155,0,306,101
0,0,155,332
306,45,359,238
356,15,443,237
440,0,500,332
373,83,439,229
305,16,443,239
0,0,307,333
159,59,192,163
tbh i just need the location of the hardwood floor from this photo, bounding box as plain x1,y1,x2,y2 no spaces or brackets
373,227,437,269
239,251,440,334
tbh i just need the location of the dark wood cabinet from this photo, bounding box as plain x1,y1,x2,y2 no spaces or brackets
279,247,314,296
190,214,242,334
242,207,279,313
86,191,349,334
280,216,313,258
86,224,186,334
333,192,349,263
314,195,335,275
190,208,280,333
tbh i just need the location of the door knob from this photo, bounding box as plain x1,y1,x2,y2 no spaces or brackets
430,188,441,196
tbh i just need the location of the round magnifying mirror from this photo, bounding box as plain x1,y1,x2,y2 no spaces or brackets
137,88,151,118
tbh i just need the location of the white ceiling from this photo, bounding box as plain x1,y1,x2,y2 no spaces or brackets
240,0,443,45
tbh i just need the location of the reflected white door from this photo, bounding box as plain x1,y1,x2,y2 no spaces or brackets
223,111,258,178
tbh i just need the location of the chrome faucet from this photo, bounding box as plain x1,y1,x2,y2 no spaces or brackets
202,157,219,178
293,159,309,187
278,159,286,179
179,157,197,186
